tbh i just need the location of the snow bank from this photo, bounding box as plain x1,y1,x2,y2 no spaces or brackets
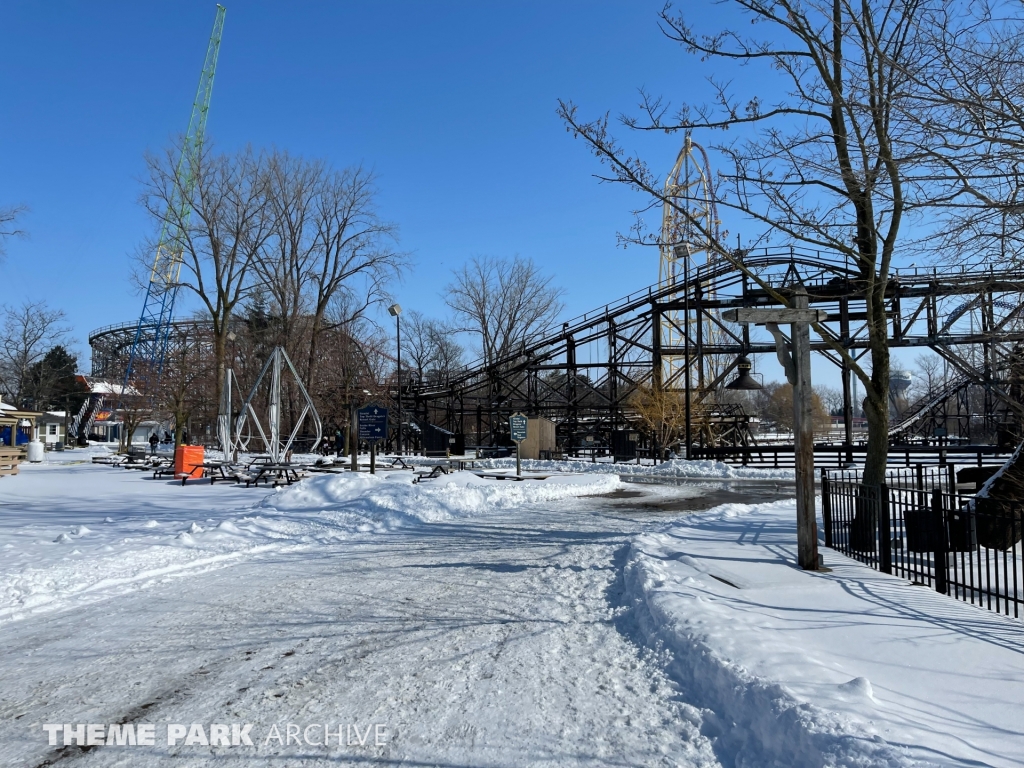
0,464,619,624
475,456,798,481
625,501,1024,767
266,470,622,528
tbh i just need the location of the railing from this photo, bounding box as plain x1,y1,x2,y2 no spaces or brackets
695,443,1011,469
823,470,1023,620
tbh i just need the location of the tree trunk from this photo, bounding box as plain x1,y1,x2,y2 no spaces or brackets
213,330,227,422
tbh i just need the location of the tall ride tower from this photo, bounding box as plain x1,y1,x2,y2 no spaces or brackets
122,5,227,400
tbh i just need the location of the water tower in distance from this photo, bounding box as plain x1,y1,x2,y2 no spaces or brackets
889,368,913,418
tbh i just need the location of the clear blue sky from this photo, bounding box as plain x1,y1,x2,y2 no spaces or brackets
0,1,915,387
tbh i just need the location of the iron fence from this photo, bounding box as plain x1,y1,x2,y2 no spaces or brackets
822,470,1023,620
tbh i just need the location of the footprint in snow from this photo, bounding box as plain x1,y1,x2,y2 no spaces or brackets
53,533,73,543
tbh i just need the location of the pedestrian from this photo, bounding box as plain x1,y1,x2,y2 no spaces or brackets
149,432,159,455
181,429,189,445
334,428,344,457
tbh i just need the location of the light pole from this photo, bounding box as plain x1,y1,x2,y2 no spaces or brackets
388,303,402,455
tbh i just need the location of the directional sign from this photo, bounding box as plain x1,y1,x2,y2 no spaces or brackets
357,405,389,441
509,413,528,443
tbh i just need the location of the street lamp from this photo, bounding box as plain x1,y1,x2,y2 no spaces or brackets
725,356,763,390
388,303,402,455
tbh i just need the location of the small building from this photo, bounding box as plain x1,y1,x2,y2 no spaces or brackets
0,398,42,447
36,411,68,447
519,417,556,460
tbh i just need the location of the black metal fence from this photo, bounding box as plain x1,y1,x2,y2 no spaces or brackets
695,443,1011,469
822,469,1023,619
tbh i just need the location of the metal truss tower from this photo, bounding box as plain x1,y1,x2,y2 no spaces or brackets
121,5,226,398
659,134,723,390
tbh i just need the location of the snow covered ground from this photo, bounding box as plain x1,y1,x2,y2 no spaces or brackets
0,448,619,625
0,450,1021,767
627,501,1024,767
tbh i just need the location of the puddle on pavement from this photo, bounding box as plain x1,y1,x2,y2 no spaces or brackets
606,477,796,513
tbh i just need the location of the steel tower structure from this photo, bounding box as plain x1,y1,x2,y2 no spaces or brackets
122,5,226,398
659,134,723,390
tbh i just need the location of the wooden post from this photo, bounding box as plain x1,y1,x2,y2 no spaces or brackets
370,440,376,475
791,288,820,571
351,409,358,473
723,295,826,571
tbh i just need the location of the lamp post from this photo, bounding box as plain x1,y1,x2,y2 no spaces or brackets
388,303,402,455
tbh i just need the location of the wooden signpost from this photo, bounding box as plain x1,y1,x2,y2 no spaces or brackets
724,287,827,571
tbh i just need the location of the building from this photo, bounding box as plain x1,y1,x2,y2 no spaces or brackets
0,398,41,448
35,411,68,448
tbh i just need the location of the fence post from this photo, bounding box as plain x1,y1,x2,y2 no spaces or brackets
879,483,893,575
931,488,948,594
821,469,833,548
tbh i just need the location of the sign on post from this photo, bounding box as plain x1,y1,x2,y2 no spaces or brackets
509,412,528,477
357,405,388,441
357,405,388,475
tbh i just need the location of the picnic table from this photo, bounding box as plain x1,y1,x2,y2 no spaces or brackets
183,460,240,486
411,458,482,483
429,457,479,472
245,462,306,488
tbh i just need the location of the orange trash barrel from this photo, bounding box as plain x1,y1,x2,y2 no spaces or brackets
174,445,205,480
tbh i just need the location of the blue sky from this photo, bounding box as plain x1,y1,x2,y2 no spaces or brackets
1,1,915,388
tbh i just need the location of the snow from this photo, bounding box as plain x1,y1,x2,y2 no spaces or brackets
472,456,800,481
0,455,619,625
0,451,1021,767
0,457,720,768
626,499,1024,767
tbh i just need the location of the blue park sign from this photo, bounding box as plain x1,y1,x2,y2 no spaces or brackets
509,413,528,443
357,405,389,441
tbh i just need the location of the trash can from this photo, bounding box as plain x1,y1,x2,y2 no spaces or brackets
26,440,44,463
174,445,205,480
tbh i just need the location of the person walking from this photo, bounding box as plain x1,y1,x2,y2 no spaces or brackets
334,428,344,457
149,432,159,455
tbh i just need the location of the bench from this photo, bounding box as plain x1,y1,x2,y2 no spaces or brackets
0,449,22,478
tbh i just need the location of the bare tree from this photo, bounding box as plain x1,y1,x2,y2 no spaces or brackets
911,352,947,399
251,153,405,392
901,3,1024,267
426,321,464,384
401,310,437,383
303,163,405,391
768,383,832,436
140,143,273,409
0,302,73,407
154,322,211,448
400,311,465,385
816,385,845,417
445,255,564,368
558,0,937,486
630,383,693,452
0,204,27,258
